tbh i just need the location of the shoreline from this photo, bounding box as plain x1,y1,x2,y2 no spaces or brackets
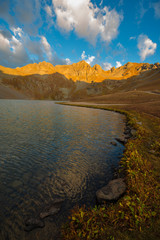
0,99,126,240
57,102,160,240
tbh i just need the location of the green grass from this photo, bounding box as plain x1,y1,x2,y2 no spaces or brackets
57,103,160,240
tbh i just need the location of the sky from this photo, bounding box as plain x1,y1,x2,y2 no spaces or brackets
0,0,160,70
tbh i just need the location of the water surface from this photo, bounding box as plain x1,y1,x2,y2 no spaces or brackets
0,100,125,239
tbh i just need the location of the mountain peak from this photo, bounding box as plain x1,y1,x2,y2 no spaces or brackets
71,60,91,70
75,60,90,66
93,64,102,71
38,61,54,67
79,60,88,64
0,61,160,83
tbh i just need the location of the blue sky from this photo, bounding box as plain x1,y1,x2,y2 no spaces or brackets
0,0,160,69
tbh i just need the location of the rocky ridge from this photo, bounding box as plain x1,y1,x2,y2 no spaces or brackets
0,61,160,100
0,61,160,83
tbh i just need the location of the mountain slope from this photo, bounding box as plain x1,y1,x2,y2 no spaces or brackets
0,61,160,83
0,84,28,99
0,61,160,100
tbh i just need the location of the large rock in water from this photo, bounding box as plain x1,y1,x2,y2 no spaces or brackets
96,178,126,204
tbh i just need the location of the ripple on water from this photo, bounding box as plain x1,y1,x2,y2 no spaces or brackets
0,100,125,240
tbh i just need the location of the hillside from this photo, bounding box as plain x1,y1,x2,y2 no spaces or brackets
0,61,160,100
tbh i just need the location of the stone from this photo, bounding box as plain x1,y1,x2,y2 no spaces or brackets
39,198,64,219
110,141,117,146
96,178,126,204
124,134,131,140
149,150,155,154
124,129,130,135
124,127,131,135
131,129,137,137
24,217,45,232
115,137,127,145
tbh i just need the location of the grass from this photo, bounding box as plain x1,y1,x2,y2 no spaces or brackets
57,103,160,240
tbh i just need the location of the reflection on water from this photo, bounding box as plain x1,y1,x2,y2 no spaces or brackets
0,100,125,239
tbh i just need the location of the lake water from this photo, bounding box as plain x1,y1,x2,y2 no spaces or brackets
0,100,125,239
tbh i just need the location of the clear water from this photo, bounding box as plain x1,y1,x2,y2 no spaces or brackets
0,100,125,239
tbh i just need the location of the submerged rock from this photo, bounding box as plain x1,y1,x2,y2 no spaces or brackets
110,141,117,146
24,198,64,232
40,198,64,219
115,137,127,145
96,178,126,204
24,217,45,232
12,180,22,188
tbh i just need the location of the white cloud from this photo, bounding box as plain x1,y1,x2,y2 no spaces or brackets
81,50,95,65
99,0,103,6
41,36,53,61
0,32,29,67
152,1,160,19
116,61,122,68
117,42,123,48
45,5,53,17
138,34,157,61
136,1,160,23
129,36,136,40
103,62,112,70
14,0,42,35
65,58,71,65
52,0,122,44
0,29,12,39
81,50,87,60
0,26,72,68
0,33,10,51
86,56,95,65
25,36,44,61
11,36,22,52
11,27,23,37
0,33,11,66
139,0,147,20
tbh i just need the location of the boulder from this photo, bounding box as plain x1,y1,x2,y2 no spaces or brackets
115,137,127,145
96,178,126,204
40,198,64,219
24,218,45,232
124,127,131,135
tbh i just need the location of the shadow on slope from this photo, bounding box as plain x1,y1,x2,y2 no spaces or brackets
0,67,160,101
0,71,76,100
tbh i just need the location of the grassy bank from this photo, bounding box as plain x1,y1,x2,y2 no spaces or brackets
58,103,160,240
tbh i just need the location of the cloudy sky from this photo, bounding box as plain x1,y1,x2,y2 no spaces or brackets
0,0,160,69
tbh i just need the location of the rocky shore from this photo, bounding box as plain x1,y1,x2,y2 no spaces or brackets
24,122,133,233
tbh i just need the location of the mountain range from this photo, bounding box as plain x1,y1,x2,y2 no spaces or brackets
0,61,160,100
